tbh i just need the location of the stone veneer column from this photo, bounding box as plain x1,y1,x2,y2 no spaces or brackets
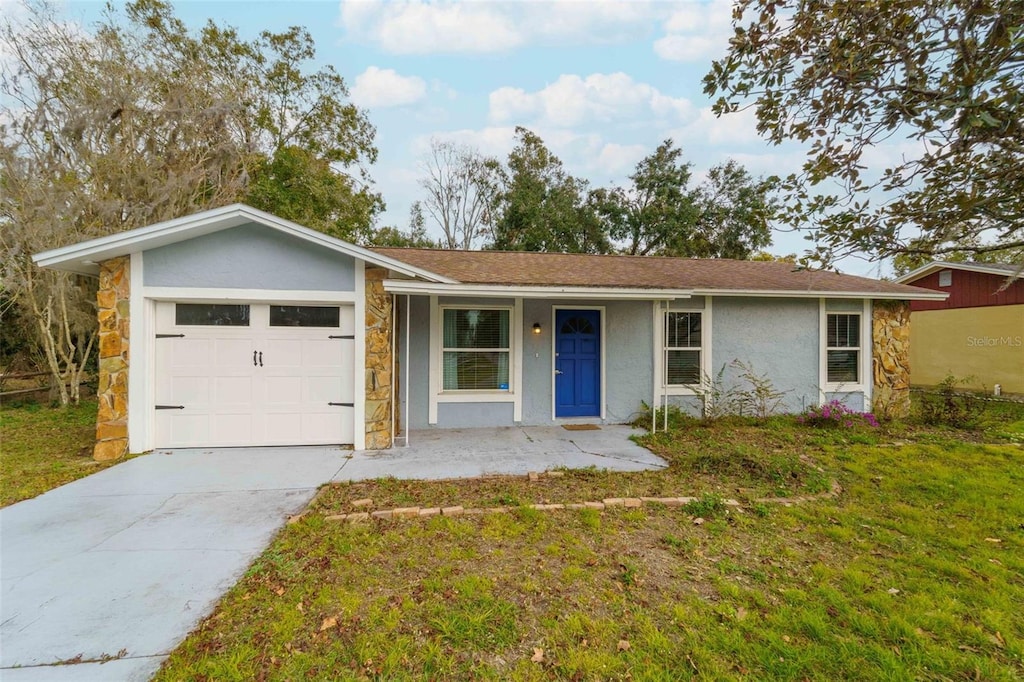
94,257,131,460
872,300,911,419
364,266,393,449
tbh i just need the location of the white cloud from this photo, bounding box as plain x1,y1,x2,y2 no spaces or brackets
412,126,520,158
672,105,761,146
653,0,733,63
349,66,427,108
489,73,693,128
338,0,666,55
594,143,648,175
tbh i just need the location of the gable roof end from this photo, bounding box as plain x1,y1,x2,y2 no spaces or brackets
894,260,1024,284
32,204,456,283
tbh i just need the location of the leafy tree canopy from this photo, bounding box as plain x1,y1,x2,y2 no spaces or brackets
0,0,379,401
595,140,774,259
488,127,610,254
704,0,1024,265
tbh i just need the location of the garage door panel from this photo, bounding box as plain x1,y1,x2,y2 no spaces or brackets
158,414,209,447
263,339,302,366
302,411,348,443
264,376,303,404
303,338,344,366
155,301,356,448
170,376,210,405
214,339,256,367
307,376,344,402
168,339,211,367
214,376,254,406
210,413,257,444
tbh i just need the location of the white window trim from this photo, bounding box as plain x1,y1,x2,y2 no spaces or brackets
428,299,522,424
550,305,607,421
819,298,871,397
653,300,713,397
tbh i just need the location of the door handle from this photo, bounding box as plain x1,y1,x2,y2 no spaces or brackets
554,369,563,375
253,350,257,366
258,351,263,367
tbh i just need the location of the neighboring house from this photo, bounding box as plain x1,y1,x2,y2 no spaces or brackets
34,205,945,460
895,261,1024,394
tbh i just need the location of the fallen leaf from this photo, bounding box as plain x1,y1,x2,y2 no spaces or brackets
782,635,791,643
241,593,251,601
693,517,705,525
531,647,544,663
275,587,285,596
887,588,900,595
736,607,748,621
992,631,1005,648
297,601,304,612
320,617,337,632
984,538,1002,543
617,640,631,652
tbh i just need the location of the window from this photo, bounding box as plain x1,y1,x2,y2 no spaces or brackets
270,305,340,327
442,308,510,391
175,304,249,326
665,311,702,386
938,270,952,287
826,313,860,384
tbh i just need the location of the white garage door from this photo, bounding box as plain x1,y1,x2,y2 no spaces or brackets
154,301,355,448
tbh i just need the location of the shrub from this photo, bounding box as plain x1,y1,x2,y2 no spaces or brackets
915,375,987,429
798,400,879,429
634,401,694,430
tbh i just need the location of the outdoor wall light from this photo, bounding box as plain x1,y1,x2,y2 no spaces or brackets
532,323,542,335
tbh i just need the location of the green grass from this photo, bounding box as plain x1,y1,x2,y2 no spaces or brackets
0,399,112,507
157,413,1024,681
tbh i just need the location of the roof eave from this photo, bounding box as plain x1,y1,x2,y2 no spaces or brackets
33,204,456,284
690,288,948,301
382,281,694,300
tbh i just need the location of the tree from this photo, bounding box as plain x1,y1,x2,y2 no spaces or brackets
417,139,494,250
594,139,698,256
1,0,379,403
595,140,775,258
489,128,610,254
688,160,775,259
704,0,1024,265
366,203,440,248
892,237,1024,275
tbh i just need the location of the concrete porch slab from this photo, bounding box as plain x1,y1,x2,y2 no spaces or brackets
334,424,666,482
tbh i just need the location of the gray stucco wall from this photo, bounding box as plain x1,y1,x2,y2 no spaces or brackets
143,222,356,291
401,294,869,430
404,295,431,430
710,297,822,413
403,297,654,430
522,299,653,424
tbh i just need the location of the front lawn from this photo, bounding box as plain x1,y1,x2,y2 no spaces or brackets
157,413,1024,681
0,399,107,507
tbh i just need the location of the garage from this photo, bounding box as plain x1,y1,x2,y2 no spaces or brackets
154,301,355,448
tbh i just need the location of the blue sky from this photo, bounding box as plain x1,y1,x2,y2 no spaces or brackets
54,0,888,275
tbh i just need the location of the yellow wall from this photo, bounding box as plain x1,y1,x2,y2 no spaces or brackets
909,304,1024,394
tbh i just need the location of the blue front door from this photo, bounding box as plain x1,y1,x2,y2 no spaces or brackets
555,309,601,417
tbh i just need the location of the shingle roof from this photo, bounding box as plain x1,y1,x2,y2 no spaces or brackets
370,248,938,297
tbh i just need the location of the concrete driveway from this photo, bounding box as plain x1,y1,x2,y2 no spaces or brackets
1,426,663,681
0,447,351,681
